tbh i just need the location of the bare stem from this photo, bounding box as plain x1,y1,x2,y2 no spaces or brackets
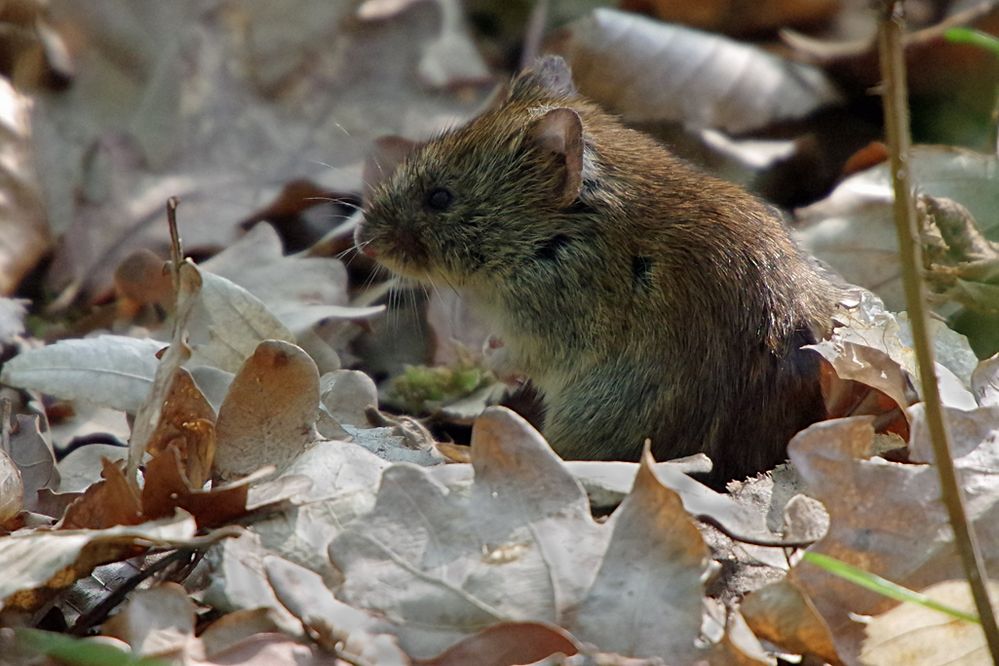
878,1,999,655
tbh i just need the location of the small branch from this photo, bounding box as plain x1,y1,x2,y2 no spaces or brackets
878,1,999,655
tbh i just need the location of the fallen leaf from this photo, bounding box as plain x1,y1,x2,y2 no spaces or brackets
797,146,999,310
59,458,142,530
781,406,999,663
144,368,216,488
2,415,58,515
213,340,320,482
0,511,197,612
0,335,162,414
557,8,843,133
265,556,410,665
0,77,50,295
102,583,198,659
860,580,999,666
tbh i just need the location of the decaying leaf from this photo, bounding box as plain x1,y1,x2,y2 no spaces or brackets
328,407,752,660
860,580,999,666
557,8,843,133
214,340,321,482
797,147,999,310
0,335,163,414
0,511,198,612
773,406,999,662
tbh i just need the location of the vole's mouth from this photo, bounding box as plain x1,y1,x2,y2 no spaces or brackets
354,219,435,282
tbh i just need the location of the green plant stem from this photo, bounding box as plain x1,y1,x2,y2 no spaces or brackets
804,552,980,624
878,1,999,659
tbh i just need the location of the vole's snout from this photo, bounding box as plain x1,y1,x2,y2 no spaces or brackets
353,221,378,258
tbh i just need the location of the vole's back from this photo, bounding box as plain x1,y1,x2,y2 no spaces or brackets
357,56,838,486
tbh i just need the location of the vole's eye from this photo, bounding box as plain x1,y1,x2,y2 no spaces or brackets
426,187,454,212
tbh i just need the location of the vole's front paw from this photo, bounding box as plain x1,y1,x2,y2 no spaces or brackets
483,335,526,388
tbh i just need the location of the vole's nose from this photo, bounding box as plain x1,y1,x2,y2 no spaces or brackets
354,221,378,258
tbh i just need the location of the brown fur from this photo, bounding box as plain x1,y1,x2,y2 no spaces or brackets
356,56,839,486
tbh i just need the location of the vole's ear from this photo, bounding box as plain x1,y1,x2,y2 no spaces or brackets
363,136,420,205
530,107,583,208
511,55,576,100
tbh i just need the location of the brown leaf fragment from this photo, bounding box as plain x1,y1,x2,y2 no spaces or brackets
2,414,58,516
812,341,913,437
417,621,580,666
214,340,320,482
0,77,51,295
741,578,841,665
142,446,250,528
556,8,842,133
102,582,196,659
145,368,216,488
860,580,999,666
786,406,999,663
567,449,713,661
0,449,23,526
60,458,143,530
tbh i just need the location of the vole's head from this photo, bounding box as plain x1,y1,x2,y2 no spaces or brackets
355,56,593,289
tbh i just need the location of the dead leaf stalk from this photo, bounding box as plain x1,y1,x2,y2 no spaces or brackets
879,1,999,657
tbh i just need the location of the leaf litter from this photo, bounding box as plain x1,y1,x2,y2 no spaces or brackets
1,2,999,665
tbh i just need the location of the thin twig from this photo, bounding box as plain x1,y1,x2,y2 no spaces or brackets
878,1,999,655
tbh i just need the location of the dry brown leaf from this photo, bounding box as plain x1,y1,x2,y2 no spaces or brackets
418,621,580,666
59,458,143,530
142,446,251,529
102,583,198,659
623,0,840,35
741,578,841,665
556,8,842,133
144,368,216,488
860,580,998,666
780,407,999,663
213,340,320,482
0,77,50,295
0,449,23,526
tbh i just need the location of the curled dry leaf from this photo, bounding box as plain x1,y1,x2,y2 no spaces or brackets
0,77,50,295
213,340,321,482
142,447,256,529
797,147,999,310
741,578,839,664
59,458,142,530
860,580,999,666
0,511,196,612
775,407,999,663
144,368,216,488
556,8,843,133
329,407,743,660
0,449,23,525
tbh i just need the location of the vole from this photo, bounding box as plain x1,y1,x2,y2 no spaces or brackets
355,56,839,486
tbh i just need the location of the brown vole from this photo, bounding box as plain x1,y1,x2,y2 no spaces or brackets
355,56,839,486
